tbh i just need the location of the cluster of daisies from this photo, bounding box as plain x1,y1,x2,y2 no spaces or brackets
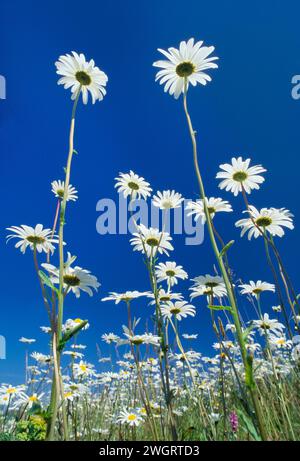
2,39,299,440
1,316,299,438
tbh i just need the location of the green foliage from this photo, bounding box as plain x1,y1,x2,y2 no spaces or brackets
207,304,233,312
219,240,235,258
15,415,47,441
58,320,88,351
0,432,16,441
237,409,261,441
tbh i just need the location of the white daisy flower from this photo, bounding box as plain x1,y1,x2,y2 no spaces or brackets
0,385,25,398
30,352,51,364
147,289,184,305
14,392,44,409
62,350,84,359
272,305,282,313
239,280,275,298
173,350,201,363
190,274,227,299
63,390,77,402
225,323,236,333
161,301,196,321
186,197,232,224
213,341,235,350
155,261,188,286
101,333,120,344
51,180,78,202
152,190,183,210
235,206,294,239
101,291,149,304
252,314,285,336
115,171,152,200
269,334,292,350
71,344,86,350
19,337,36,344
55,51,108,104
216,157,266,196
117,409,144,427
63,318,89,331
182,333,198,339
119,327,161,347
73,361,95,377
6,224,59,255
245,342,261,353
153,38,218,99
42,252,100,298
130,224,173,257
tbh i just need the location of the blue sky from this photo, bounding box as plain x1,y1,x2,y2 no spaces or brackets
1,0,300,382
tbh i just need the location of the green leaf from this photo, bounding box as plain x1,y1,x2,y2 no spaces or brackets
38,271,59,294
219,240,234,258
237,409,261,441
207,305,233,313
58,320,88,352
245,355,255,390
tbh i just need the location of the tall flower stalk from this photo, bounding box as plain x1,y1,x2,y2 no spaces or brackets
182,80,267,440
46,51,108,439
47,90,81,440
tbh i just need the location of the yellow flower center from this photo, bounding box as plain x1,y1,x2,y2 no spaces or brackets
7,388,16,394
64,392,74,398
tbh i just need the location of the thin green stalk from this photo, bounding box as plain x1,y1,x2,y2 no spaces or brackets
182,81,267,441
47,88,81,441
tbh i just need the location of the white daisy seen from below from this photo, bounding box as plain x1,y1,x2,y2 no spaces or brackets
269,334,292,350
117,409,144,427
155,261,188,287
6,224,59,255
182,333,198,339
239,280,275,298
101,291,149,304
153,38,218,99
119,327,161,347
73,361,95,378
115,171,152,200
19,337,36,344
235,206,294,239
51,180,78,202
147,289,184,305
42,252,100,298
252,314,285,336
64,318,89,331
190,274,227,299
101,333,120,344
161,301,196,321
152,190,183,210
130,224,173,257
186,197,232,224
216,157,266,196
55,51,108,104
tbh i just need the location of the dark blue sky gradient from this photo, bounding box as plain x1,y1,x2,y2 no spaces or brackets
1,0,300,382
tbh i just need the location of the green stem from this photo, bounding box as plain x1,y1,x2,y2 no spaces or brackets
47,88,81,441
182,81,267,441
